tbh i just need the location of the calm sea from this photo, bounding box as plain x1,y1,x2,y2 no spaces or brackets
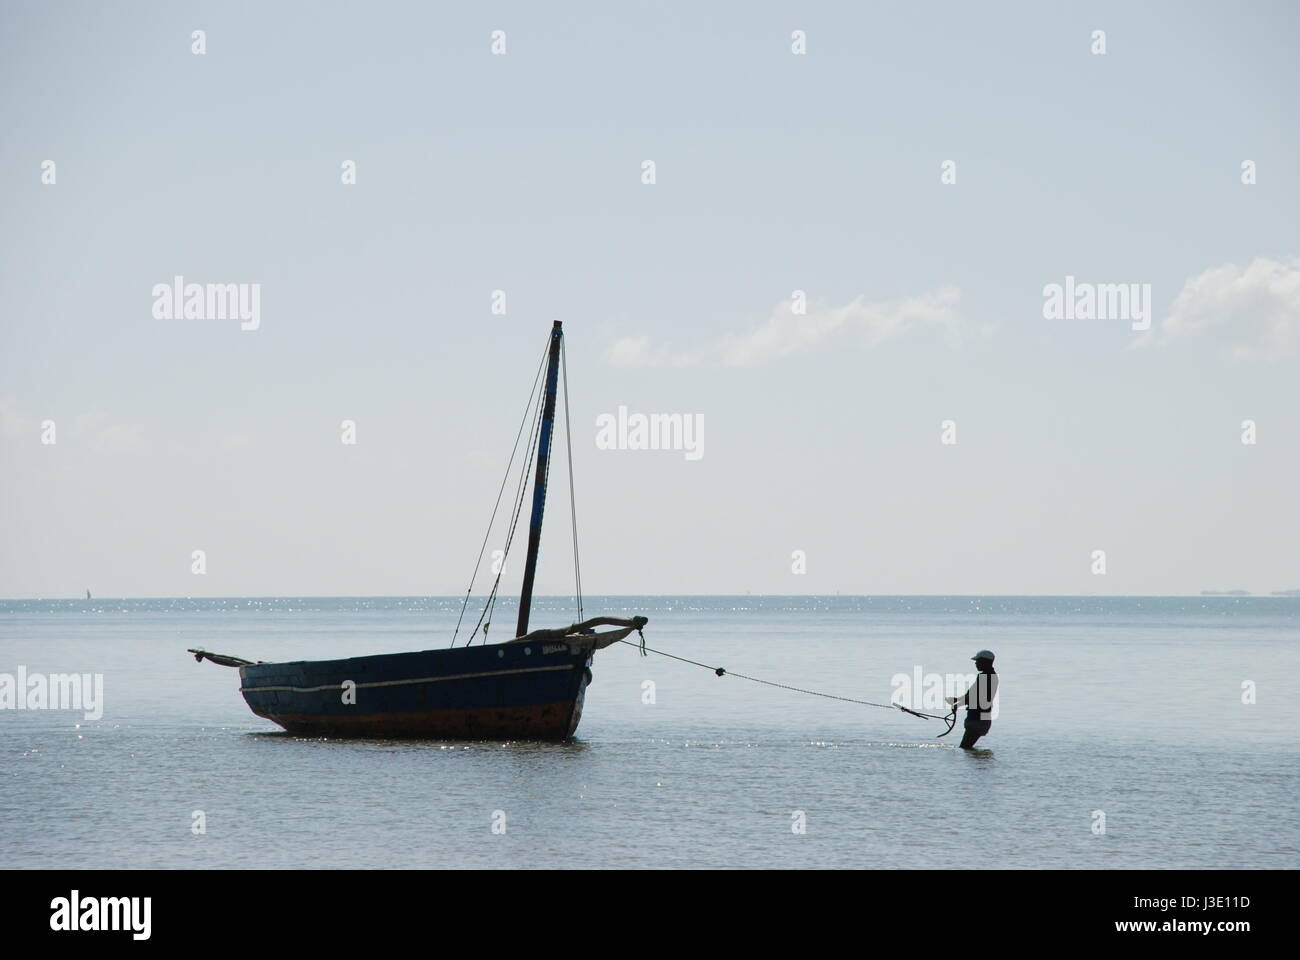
1,596,1296,869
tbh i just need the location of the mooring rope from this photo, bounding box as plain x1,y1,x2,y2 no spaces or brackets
613,638,957,730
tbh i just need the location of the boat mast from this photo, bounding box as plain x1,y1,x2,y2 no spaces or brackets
516,321,563,638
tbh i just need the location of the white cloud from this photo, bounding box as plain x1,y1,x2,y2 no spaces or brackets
0,401,147,452
605,334,701,368
0,397,33,439
1152,256,1300,354
90,422,148,454
606,286,965,368
74,410,149,454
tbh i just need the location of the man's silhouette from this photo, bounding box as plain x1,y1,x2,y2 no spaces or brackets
948,650,998,749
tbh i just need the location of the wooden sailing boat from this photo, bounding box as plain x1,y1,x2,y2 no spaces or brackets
191,321,647,739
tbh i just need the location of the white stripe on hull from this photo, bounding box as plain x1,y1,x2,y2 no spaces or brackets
240,663,575,695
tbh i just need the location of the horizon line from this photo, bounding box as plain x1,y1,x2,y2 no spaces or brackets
3,592,1298,602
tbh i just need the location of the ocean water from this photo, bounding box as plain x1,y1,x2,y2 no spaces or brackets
1,595,1296,870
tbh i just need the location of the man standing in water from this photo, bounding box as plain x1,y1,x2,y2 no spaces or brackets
948,650,998,749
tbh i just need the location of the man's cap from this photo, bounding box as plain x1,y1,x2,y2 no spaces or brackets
972,649,995,662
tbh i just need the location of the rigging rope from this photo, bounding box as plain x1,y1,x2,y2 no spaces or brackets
450,326,590,648
470,379,546,644
561,337,583,624
613,638,958,735
450,339,549,647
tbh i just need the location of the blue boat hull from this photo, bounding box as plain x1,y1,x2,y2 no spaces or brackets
239,638,594,740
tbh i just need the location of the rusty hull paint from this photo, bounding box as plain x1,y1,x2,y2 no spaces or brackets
252,699,581,740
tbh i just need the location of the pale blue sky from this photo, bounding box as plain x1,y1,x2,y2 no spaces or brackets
2,1,1297,598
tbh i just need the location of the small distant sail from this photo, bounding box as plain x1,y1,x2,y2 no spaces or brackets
85,589,91,599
